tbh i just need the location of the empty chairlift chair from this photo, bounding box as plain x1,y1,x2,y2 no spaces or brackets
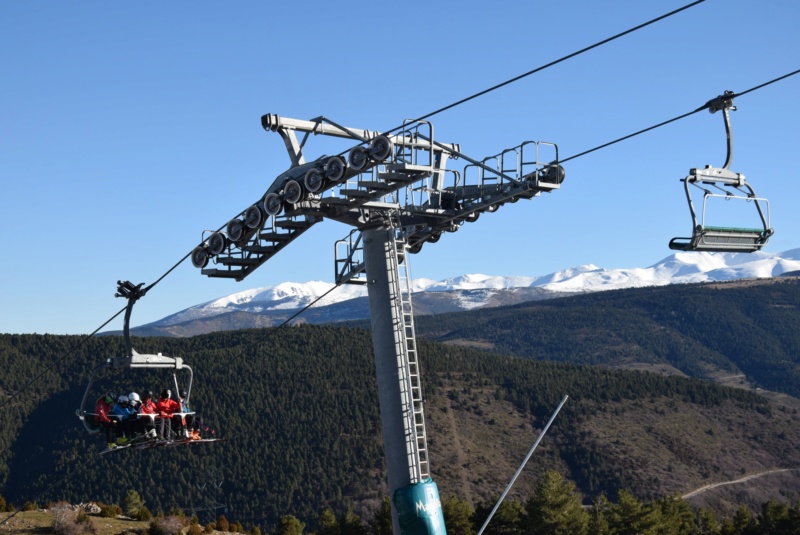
668,166,773,252
669,91,774,253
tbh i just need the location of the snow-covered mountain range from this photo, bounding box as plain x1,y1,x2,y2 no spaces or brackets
137,248,800,337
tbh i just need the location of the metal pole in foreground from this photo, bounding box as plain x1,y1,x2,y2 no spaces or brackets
476,395,569,535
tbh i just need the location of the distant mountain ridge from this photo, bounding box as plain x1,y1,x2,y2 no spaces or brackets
132,248,800,337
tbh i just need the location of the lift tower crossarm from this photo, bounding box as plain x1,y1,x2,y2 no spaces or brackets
194,114,563,281
262,114,383,142
262,114,384,167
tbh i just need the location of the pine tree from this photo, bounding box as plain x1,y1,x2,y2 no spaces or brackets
720,505,753,535
475,497,524,535
696,507,720,535
787,501,800,533
656,495,698,535
588,494,611,535
607,490,661,535
369,498,392,535
339,507,367,535
122,489,145,518
524,470,589,535
756,500,791,534
319,507,339,535
278,514,305,535
442,495,474,535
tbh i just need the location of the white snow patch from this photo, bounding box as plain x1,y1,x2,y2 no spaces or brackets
153,248,800,326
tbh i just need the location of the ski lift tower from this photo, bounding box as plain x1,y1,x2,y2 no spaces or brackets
193,114,564,535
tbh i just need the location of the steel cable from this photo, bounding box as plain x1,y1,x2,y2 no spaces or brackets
560,69,800,164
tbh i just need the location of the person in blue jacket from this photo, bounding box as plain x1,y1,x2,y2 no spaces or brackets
110,394,137,445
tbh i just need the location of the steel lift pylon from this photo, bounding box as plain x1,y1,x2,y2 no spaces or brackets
193,114,564,535
361,227,434,531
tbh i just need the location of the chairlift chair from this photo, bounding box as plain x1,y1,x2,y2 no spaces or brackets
76,350,193,435
669,91,774,253
76,281,219,452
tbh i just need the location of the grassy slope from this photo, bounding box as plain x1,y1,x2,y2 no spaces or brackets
0,510,149,535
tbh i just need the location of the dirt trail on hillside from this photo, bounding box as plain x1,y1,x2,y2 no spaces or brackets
446,403,473,503
682,468,798,499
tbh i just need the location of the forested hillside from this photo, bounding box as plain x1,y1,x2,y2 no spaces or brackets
415,277,800,397
2,318,800,529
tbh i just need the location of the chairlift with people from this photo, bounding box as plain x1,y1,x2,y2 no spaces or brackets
75,280,222,453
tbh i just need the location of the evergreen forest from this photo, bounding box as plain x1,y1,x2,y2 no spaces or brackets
2,280,800,531
415,278,800,397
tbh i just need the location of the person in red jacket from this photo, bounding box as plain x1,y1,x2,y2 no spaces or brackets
136,390,158,439
93,391,116,449
157,389,182,439
140,390,158,415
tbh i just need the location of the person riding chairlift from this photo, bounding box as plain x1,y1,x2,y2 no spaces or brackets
110,395,137,446
178,390,201,440
129,391,157,439
139,390,158,438
94,391,116,449
157,389,183,440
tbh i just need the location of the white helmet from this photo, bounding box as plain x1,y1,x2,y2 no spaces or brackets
128,392,141,403
117,395,129,404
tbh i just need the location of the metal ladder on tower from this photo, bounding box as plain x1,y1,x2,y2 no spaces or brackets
388,231,430,482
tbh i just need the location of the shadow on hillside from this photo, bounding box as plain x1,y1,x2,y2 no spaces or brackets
5,386,88,501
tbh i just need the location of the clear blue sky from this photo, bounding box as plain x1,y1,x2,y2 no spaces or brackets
2,1,798,334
